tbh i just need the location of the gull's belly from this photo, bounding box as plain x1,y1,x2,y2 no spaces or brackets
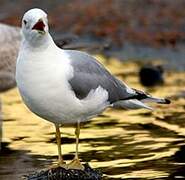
18,74,84,124
16,55,84,124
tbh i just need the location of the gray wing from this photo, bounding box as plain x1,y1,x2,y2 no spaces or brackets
67,50,135,104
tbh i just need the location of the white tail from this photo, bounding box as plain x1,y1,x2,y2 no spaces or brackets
113,99,153,110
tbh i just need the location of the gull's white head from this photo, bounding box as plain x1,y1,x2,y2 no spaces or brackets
21,8,49,44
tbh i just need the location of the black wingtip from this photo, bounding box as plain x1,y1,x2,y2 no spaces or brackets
164,98,171,104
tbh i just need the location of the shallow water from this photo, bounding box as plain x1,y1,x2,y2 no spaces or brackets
0,59,185,179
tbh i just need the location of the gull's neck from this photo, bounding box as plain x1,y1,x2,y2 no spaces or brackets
21,32,56,52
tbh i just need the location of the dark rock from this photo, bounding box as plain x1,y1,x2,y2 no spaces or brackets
24,163,102,180
139,65,164,87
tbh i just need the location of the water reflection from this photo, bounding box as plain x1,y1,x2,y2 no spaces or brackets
0,60,185,179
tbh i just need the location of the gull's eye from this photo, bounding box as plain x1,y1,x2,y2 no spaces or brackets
23,20,27,25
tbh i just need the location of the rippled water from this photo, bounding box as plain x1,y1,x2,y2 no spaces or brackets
0,58,185,179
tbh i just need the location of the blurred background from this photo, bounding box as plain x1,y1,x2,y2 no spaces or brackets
0,0,185,179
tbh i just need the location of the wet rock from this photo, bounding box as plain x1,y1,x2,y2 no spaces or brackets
139,65,164,87
24,163,102,180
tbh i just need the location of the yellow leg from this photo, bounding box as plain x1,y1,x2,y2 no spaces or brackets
68,122,84,170
55,124,64,164
50,124,67,169
75,122,80,159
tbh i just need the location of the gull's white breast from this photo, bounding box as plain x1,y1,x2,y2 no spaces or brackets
16,46,109,124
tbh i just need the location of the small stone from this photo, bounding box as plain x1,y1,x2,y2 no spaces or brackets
139,65,164,87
